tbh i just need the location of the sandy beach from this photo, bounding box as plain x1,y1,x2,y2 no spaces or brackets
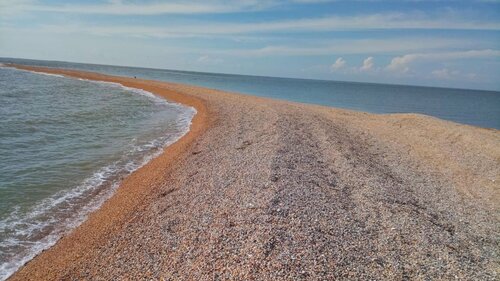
6,64,500,280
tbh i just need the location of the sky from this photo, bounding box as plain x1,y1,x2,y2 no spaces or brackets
1,0,499,91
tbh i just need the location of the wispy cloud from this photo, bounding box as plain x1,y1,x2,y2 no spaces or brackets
431,68,478,81
216,38,480,57
15,0,500,16
1,24,481,57
0,0,35,17
7,3,500,31
197,55,224,65
24,0,278,15
89,14,499,32
387,49,500,73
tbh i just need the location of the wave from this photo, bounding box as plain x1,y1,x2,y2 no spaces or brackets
28,71,65,78
0,65,66,78
76,78,168,105
0,73,196,280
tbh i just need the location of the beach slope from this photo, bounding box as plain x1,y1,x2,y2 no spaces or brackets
8,65,500,280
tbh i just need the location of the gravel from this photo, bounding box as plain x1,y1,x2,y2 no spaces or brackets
9,66,500,280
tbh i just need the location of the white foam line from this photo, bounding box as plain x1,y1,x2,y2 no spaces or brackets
76,78,169,105
30,71,65,78
1,65,65,78
0,69,197,281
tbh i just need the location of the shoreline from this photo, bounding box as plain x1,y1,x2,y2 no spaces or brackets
6,64,211,280
0,64,199,280
5,64,499,280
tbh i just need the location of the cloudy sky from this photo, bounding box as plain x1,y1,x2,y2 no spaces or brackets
1,0,499,90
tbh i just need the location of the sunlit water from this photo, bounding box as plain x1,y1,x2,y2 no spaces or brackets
0,66,195,279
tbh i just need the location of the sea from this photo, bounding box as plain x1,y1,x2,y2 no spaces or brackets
0,57,499,279
2,58,499,129
0,63,195,279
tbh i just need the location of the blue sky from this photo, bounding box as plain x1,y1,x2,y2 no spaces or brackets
1,0,499,90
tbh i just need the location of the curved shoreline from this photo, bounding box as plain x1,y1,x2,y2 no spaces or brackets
4,64,499,280
6,64,211,280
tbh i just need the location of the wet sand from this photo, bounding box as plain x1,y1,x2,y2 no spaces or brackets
7,64,500,280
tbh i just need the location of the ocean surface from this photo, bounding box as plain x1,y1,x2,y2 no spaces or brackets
1,57,499,129
0,65,195,279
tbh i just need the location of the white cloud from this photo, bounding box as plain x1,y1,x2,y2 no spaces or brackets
360,56,374,71
387,49,500,73
331,57,346,71
431,68,478,81
431,68,458,80
387,56,412,73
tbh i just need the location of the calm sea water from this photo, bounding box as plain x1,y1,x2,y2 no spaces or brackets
1,57,499,129
0,66,195,279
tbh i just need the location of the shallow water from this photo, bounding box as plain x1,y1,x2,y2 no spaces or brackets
1,57,499,129
0,66,195,279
